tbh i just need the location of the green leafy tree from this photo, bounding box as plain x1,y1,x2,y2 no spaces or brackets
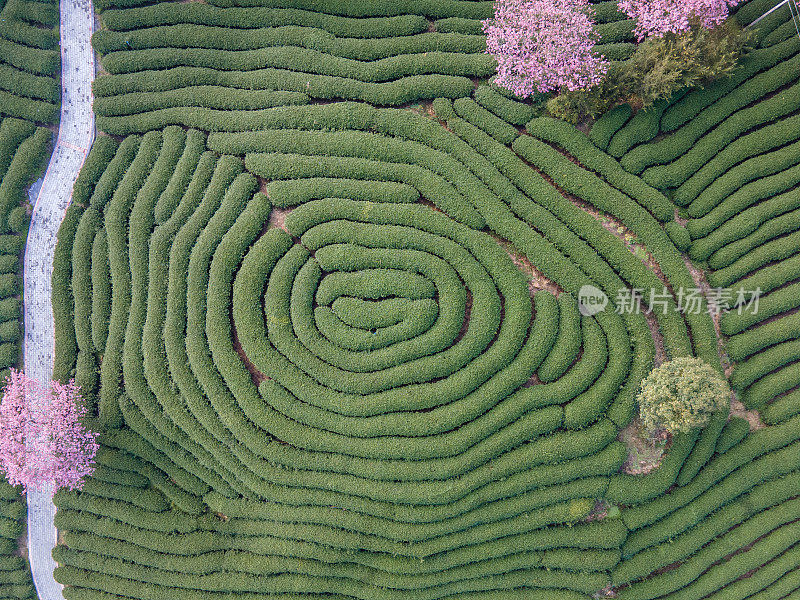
637,357,730,434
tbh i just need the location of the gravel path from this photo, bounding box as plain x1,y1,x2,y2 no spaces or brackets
23,0,95,595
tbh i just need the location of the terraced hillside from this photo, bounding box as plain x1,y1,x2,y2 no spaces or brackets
0,0,60,593
0,0,60,375
47,0,800,599
0,0,60,124
0,0,59,375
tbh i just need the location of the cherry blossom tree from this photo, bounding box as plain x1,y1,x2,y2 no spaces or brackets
618,0,742,41
483,0,609,96
0,369,97,493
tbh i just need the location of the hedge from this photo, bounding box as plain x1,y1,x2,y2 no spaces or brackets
524,116,674,222
473,85,535,126
730,339,800,392
627,45,800,174
52,205,82,382
676,410,728,486
727,300,799,361
99,131,162,427
101,3,429,38
707,208,800,272
589,103,632,150
687,137,800,222
0,64,59,102
0,118,34,181
622,439,800,558
640,86,800,192
0,480,32,599
0,254,16,274
90,228,110,353
741,365,800,410
72,207,102,355
433,105,655,427
0,125,50,232
70,136,120,208
607,99,669,159
664,221,690,251
264,177,420,207
50,43,800,596
720,282,800,336
199,0,495,20
689,174,800,261
619,415,800,531
715,416,750,454
612,470,800,586
512,131,720,367
453,97,519,145
154,128,206,223
708,232,800,291
606,430,699,505
0,38,58,76
619,505,800,600
94,26,487,60
537,293,581,383
0,18,58,51
659,35,800,132
762,389,800,425
94,86,310,117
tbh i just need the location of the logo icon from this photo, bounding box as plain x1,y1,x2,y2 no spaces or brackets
578,285,608,316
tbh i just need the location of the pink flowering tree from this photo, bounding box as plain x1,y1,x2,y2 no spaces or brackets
618,0,742,41
0,369,98,494
483,0,609,97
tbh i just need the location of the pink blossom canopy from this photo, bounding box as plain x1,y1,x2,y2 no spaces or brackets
0,369,97,494
618,0,742,41
483,0,609,96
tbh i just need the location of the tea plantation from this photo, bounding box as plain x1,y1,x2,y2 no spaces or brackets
0,0,60,594
0,0,797,598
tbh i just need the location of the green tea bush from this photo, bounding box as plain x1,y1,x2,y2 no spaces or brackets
720,282,800,336
715,416,749,454
762,390,800,425
607,99,668,158
473,85,536,126
636,357,730,434
727,311,800,362
641,88,800,191
94,26,487,59
665,221,690,251
660,35,800,132
589,103,631,150
625,44,800,176
613,470,800,585
6,205,27,233
51,205,82,382
90,228,110,353
707,230,800,290
0,64,59,102
537,293,581,383
0,254,17,273
101,3,429,37
707,209,800,272
453,97,519,145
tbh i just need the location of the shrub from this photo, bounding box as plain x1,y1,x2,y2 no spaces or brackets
548,18,751,123
589,103,632,149
6,205,27,233
715,416,749,453
665,221,691,251
637,357,730,434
